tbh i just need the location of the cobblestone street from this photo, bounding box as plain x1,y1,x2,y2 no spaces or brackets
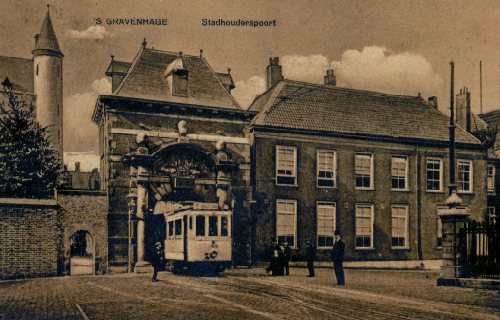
0,268,499,320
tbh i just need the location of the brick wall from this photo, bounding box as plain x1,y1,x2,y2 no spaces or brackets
0,198,61,279
252,131,487,262
58,191,108,275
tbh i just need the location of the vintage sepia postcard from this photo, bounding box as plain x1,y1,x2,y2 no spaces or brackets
0,0,499,319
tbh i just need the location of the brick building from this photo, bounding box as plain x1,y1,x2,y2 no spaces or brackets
248,59,488,262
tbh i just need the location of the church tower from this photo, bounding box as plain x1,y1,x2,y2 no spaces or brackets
32,7,64,158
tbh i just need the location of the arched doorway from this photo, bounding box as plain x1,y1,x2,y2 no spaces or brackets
69,230,95,276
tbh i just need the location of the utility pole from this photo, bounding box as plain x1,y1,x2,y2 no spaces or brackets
480,60,483,114
449,61,456,195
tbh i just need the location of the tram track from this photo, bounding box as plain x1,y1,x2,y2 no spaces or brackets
175,274,489,320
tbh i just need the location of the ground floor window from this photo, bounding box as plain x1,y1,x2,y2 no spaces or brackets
317,202,336,248
355,204,374,249
391,205,408,248
276,199,296,247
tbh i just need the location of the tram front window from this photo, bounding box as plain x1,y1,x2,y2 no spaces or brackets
221,216,228,237
196,215,205,236
209,216,218,236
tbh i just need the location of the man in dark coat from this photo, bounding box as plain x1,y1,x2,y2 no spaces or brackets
283,241,292,275
332,230,345,285
266,238,280,276
305,240,316,277
151,242,164,282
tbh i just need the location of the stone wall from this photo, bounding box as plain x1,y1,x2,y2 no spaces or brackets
58,191,108,275
0,198,61,279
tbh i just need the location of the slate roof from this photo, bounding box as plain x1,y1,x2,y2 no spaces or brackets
250,80,481,145
0,56,34,92
33,9,63,57
114,47,241,110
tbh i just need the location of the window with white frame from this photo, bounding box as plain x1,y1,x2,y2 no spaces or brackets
457,160,473,193
391,205,408,248
355,154,373,189
355,204,374,248
317,150,336,187
317,202,336,248
487,165,495,192
426,158,442,191
276,146,297,185
276,200,296,247
391,156,408,191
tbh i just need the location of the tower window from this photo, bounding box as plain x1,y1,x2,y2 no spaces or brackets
36,64,39,76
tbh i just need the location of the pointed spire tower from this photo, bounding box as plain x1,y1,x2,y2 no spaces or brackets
32,5,64,159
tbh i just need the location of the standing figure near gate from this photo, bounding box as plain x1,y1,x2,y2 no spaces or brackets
332,230,345,285
151,242,164,282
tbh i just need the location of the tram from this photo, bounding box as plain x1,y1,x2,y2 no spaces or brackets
164,202,232,273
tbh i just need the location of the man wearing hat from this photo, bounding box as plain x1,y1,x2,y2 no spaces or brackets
332,230,345,285
305,240,316,277
151,242,164,282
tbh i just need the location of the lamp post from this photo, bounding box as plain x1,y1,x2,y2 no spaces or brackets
437,61,470,283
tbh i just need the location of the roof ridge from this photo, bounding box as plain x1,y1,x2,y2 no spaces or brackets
282,79,423,100
145,47,203,59
200,56,242,110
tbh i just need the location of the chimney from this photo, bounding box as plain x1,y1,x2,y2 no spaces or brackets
428,96,438,109
324,69,336,86
456,87,471,132
75,162,81,172
266,57,283,89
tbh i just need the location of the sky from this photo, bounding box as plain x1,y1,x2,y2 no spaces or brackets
1,0,499,155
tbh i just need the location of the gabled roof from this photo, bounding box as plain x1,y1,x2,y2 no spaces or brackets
114,47,241,110
250,80,481,146
0,56,34,92
33,9,63,57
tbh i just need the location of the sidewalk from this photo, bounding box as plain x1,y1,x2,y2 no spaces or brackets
288,259,442,270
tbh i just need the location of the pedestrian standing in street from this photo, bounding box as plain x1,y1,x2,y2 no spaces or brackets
151,242,164,282
283,241,292,275
277,241,286,276
332,230,345,285
266,238,279,275
306,240,316,277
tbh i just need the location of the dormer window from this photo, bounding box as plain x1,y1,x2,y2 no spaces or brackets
172,69,188,97
164,56,189,97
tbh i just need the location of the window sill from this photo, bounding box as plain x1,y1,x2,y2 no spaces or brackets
317,185,337,189
275,184,299,188
391,189,411,192
457,191,474,195
355,247,374,251
426,190,445,194
436,247,442,250
317,247,333,250
355,188,375,191
391,247,410,250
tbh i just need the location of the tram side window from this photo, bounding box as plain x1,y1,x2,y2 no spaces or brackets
174,219,182,237
196,215,205,236
209,216,218,236
168,221,174,239
221,217,229,237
